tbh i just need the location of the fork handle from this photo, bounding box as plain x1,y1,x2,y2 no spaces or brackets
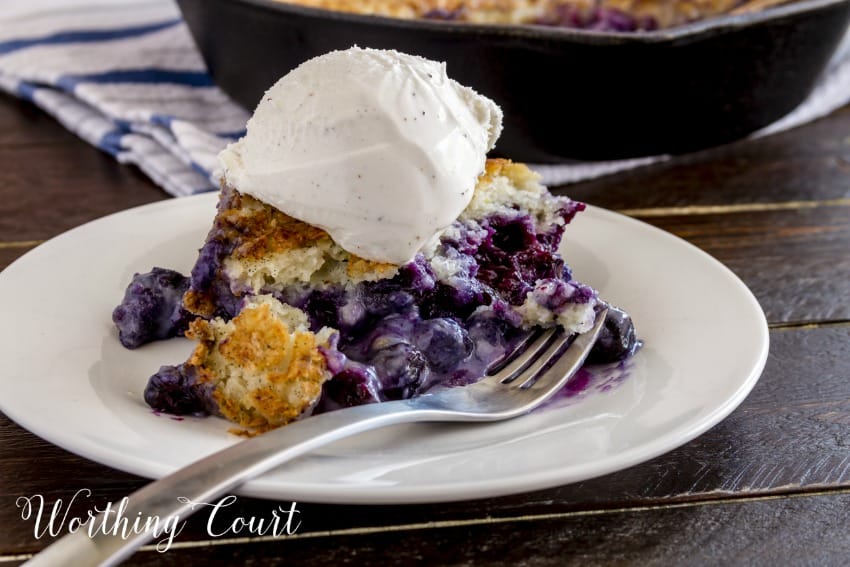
25,399,455,567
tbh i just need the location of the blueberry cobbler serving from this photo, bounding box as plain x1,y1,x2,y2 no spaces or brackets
113,48,638,433
276,0,792,31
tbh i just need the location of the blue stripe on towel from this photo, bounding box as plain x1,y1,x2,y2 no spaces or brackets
99,129,126,156
15,81,38,101
151,114,174,128
0,19,182,56
218,128,247,139
56,69,214,92
190,160,212,178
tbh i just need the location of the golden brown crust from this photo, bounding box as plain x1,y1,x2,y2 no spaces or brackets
273,0,752,28
216,185,335,262
220,183,396,277
346,255,399,280
183,290,216,319
186,302,330,433
478,158,537,187
183,181,399,316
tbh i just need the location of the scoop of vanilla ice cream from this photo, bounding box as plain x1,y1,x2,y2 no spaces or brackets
219,47,503,265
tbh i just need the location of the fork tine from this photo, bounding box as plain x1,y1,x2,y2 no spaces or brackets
522,308,609,394
486,327,559,384
514,328,571,389
485,327,540,374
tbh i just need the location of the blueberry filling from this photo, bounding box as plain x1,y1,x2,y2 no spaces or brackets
586,304,641,364
475,211,577,304
111,268,192,349
143,364,215,416
415,318,474,373
422,2,661,31
535,5,659,32
422,7,466,20
316,363,383,412
117,200,637,418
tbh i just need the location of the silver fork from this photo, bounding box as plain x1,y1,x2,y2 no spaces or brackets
25,308,607,567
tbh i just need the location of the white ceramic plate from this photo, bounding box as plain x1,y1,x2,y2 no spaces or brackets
0,195,768,504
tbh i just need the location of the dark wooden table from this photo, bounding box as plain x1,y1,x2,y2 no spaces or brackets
1,91,849,566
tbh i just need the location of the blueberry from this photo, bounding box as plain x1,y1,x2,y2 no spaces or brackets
490,215,536,252
144,364,211,416
190,239,225,292
589,8,639,32
516,247,564,284
421,281,489,320
368,340,428,400
318,364,382,411
368,314,417,345
587,305,640,363
362,286,416,318
467,305,523,357
422,7,464,20
336,293,369,333
398,255,437,293
536,4,584,27
304,289,344,330
112,267,191,349
473,212,569,304
186,237,241,319
533,5,650,32
414,318,473,373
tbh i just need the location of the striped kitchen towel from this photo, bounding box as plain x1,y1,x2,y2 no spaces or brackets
2,0,850,196
0,0,249,196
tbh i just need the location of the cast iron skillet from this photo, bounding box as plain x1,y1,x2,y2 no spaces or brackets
177,0,850,162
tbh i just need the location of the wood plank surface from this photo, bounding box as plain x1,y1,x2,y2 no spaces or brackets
0,144,166,241
127,491,850,567
7,490,850,566
642,206,850,324
0,245,35,271
0,95,79,147
559,106,850,211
